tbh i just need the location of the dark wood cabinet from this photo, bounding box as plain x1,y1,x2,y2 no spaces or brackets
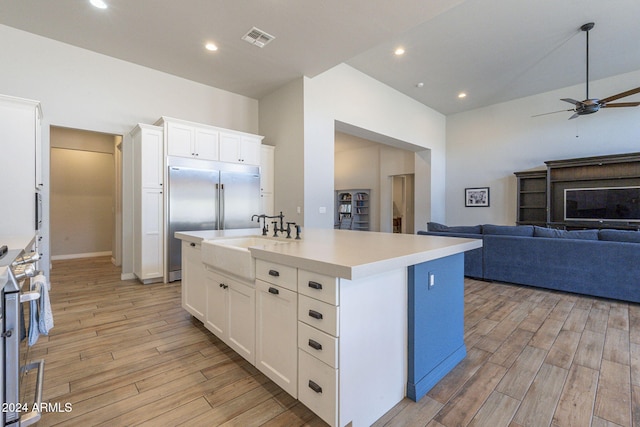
514,170,547,226
515,152,640,230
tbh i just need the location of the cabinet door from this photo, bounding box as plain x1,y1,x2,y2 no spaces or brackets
260,145,275,193
181,241,206,321
195,127,219,161
167,122,194,158
140,188,163,280
227,279,256,364
255,280,298,398
141,127,163,189
205,270,227,338
219,132,241,163
240,136,261,165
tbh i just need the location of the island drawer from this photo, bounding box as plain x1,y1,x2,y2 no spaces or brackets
256,259,297,292
298,350,338,427
297,269,339,305
298,321,338,368
298,294,339,337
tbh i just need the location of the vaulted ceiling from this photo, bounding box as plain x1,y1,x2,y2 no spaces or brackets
1,0,639,115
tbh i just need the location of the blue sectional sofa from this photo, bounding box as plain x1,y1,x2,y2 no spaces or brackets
418,223,640,303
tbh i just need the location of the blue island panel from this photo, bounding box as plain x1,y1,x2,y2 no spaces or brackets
407,253,466,401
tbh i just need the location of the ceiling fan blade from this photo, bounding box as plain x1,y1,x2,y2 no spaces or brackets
568,112,580,120
599,87,640,104
601,102,640,108
560,98,581,105
532,109,574,117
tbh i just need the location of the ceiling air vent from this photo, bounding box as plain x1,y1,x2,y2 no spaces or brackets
242,27,275,48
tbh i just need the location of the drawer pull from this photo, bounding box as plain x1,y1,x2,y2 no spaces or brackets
308,310,323,320
308,339,322,350
308,281,323,290
308,380,323,394
268,269,280,277
190,242,196,247
268,287,279,295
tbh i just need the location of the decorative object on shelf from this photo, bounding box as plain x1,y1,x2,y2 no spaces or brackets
465,187,489,207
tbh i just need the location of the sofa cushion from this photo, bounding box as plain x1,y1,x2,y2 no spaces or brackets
427,222,482,234
599,229,640,243
533,226,599,240
482,224,534,236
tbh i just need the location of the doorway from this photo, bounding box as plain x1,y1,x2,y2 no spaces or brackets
391,174,415,234
50,126,122,264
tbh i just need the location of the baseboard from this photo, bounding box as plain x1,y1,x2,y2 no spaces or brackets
407,344,467,402
51,251,112,261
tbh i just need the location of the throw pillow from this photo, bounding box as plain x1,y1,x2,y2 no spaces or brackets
482,224,534,236
427,222,482,234
599,229,640,243
534,226,599,240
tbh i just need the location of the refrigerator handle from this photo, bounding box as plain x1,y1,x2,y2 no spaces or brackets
220,183,225,230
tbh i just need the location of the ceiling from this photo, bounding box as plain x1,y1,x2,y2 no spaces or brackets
1,0,639,115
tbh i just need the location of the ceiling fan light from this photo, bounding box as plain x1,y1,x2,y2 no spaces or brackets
90,0,108,9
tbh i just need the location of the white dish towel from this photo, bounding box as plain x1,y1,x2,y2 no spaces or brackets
28,274,54,346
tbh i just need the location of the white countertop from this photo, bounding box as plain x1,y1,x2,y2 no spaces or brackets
0,235,36,290
176,228,481,281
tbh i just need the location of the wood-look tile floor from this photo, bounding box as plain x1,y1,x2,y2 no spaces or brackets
22,257,640,426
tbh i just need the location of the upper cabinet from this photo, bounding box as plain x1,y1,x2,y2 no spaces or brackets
164,120,219,161
157,117,262,165
0,94,42,236
219,132,262,165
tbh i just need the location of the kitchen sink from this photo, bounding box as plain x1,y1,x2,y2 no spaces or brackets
201,237,290,281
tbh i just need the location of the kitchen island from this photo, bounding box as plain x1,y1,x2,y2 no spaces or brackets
176,228,481,427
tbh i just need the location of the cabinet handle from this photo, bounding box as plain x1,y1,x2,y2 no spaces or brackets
308,339,322,350
268,287,279,295
190,242,196,247
219,283,228,289
308,310,323,320
268,269,280,277
308,380,323,394
308,281,323,290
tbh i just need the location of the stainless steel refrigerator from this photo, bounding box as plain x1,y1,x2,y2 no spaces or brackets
167,156,260,281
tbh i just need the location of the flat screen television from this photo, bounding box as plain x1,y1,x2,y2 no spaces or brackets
564,186,640,222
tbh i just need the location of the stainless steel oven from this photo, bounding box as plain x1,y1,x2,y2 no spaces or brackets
1,248,45,427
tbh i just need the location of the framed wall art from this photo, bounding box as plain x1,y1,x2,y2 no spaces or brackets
465,187,490,207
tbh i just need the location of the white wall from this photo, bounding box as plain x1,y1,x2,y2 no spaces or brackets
303,64,446,230
0,25,259,277
258,78,305,224
446,69,640,226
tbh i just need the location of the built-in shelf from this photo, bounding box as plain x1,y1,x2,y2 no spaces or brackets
335,189,370,231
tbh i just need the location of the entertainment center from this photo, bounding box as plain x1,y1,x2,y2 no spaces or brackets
515,152,640,230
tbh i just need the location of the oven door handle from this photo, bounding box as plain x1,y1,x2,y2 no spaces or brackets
20,289,41,303
19,359,45,427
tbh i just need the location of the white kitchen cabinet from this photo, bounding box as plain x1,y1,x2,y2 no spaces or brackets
163,119,219,161
131,124,164,283
260,145,275,216
256,278,298,398
219,132,261,165
181,241,206,321
205,268,255,364
0,95,42,233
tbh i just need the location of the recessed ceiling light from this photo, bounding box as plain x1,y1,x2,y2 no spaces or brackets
394,47,405,56
90,0,108,9
458,92,467,99
416,82,424,88
205,42,218,52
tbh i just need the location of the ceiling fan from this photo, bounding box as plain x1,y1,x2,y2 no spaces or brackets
537,22,640,119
